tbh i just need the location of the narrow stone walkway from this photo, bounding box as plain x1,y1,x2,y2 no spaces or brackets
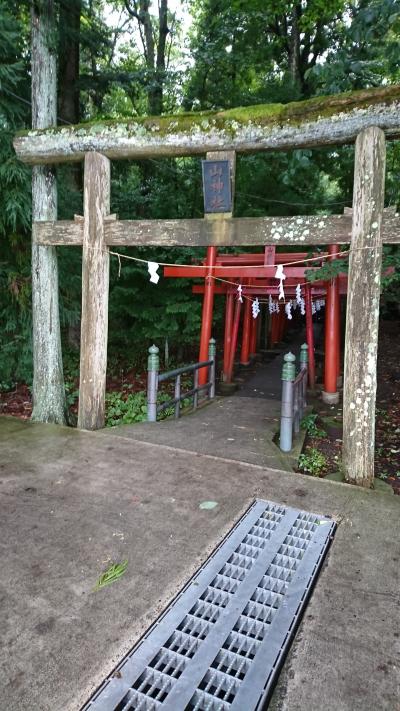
234,335,306,400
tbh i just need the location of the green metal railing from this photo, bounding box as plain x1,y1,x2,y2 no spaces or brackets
147,338,216,422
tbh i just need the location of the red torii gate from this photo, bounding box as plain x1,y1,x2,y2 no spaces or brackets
164,245,344,400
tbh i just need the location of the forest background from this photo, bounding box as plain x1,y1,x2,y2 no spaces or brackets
1,0,400,394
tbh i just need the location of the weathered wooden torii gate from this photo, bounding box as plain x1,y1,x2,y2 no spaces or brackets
14,85,400,487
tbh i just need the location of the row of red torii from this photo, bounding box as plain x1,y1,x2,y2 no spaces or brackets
164,244,345,402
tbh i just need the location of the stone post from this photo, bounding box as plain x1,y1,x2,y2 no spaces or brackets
300,343,308,410
174,375,181,419
280,352,296,453
209,337,216,399
147,345,159,422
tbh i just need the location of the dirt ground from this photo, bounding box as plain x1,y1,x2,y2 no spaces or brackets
300,319,400,494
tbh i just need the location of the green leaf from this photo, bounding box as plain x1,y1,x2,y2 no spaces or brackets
94,560,128,591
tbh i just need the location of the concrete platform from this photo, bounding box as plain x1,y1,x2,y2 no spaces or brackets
0,415,399,711
114,395,295,470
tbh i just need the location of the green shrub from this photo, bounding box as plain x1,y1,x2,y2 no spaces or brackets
301,413,327,438
298,447,327,476
105,389,192,427
105,391,148,426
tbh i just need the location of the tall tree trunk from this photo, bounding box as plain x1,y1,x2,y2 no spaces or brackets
59,0,82,191
31,0,66,424
58,0,81,124
288,4,302,92
151,0,168,116
124,0,169,116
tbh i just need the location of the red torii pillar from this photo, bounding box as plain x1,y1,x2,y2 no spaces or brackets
270,310,280,347
226,298,242,383
322,244,340,404
198,246,217,386
305,283,316,389
250,311,258,357
240,281,252,366
223,292,234,382
336,277,342,386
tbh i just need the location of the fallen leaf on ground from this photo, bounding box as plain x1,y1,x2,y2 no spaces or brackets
199,501,218,510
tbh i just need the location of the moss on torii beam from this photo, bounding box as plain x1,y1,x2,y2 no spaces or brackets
14,85,400,165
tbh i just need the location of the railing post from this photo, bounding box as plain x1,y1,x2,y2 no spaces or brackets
280,352,296,452
147,344,159,422
300,343,308,411
174,375,181,419
193,369,199,409
209,337,216,399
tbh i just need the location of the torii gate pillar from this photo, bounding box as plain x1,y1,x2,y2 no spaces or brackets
77,152,111,430
343,127,386,487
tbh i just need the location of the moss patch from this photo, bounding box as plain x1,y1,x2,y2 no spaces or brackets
16,85,400,140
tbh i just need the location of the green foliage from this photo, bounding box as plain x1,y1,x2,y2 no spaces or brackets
64,381,79,408
105,387,193,427
301,413,327,438
105,390,148,426
298,447,327,476
305,256,347,283
185,0,349,108
377,470,390,480
0,3,33,385
0,1,27,126
307,0,400,93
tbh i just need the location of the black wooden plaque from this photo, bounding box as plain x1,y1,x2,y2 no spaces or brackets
202,159,232,213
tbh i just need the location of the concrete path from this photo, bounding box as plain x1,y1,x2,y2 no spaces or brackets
114,342,308,471
0,415,399,711
113,395,292,470
114,342,307,471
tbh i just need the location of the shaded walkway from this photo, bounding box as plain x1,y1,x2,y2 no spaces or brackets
234,335,306,400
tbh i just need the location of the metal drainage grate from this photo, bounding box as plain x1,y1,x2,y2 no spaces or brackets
82,500,335,711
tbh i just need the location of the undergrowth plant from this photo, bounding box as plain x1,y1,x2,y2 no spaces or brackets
301,413,327,438
298,447,327,476
105,391,148,426
105,390,192,426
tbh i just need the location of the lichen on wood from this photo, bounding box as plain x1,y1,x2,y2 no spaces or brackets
33,213,400,248
14,85,400,165
342,126,386,488
31,0,66,425
77,152,111,431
